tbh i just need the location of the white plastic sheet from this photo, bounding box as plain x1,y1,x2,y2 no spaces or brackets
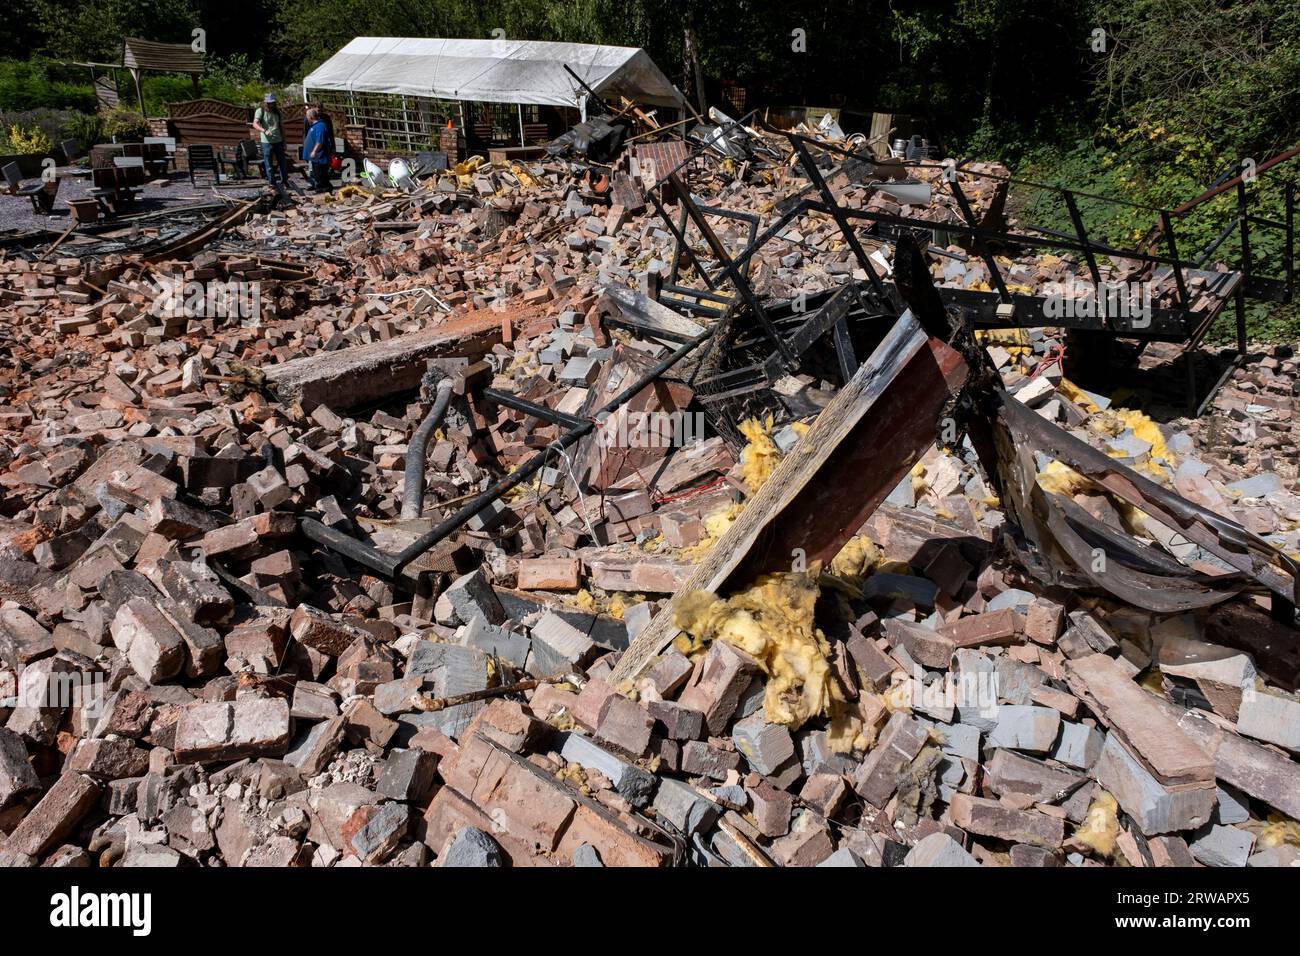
303,37,684,110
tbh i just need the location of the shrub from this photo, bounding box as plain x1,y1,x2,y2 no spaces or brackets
101,106,149,142
0,108,74,148
1,123,55,154
141,75,197,116
1014,124,1300,344
62,111,103,150
0,59,97,113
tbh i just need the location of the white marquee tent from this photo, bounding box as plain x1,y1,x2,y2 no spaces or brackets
303,37,685,113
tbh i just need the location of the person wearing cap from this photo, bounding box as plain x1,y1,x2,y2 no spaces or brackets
252,93,289,187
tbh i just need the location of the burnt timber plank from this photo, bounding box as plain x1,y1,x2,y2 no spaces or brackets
609,311,969,684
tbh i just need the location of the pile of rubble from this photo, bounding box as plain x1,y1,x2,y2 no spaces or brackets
2,124,1299,868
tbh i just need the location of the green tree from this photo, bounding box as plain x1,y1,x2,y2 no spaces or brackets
1090,0,1300,159
33,0,200,62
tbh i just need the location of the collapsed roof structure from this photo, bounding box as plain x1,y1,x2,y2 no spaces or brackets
2,78,1300,871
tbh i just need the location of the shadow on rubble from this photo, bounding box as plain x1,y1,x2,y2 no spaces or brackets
1065,336,1257,424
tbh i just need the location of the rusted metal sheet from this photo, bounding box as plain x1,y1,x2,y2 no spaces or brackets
977,389,1300,618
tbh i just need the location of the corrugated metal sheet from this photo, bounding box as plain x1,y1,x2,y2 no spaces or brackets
122,38,204,74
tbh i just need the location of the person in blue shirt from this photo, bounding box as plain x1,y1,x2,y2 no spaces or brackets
302,108,333,192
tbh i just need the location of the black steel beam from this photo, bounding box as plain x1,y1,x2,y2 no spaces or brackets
301,330,716,579
482,388,588,430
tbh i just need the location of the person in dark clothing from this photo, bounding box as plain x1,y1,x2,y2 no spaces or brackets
302,108,333,193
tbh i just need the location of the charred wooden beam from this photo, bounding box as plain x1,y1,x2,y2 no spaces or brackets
611,309,969,684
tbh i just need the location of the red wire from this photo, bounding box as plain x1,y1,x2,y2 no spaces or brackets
652,475,728,504
1030,341,1067,379
581,412,727,514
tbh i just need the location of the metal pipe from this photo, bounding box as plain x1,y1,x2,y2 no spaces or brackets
1286,180,1295,301
789,137,888,299
1237,181,1253,280
482,388,587,430
400,379,454,520
1169,145,1300,216
300,331,715,579
391,331,710,570
666,173,795,368
300,517,397,576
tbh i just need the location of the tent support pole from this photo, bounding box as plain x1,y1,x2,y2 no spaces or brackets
518,104,525,147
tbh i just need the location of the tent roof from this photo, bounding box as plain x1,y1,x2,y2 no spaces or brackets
303,37,684,109
122,37,204,74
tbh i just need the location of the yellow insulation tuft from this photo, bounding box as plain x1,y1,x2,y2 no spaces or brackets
828,535,882,588
1075,790,1121,857
1057,377,1100,413
1247,814,1300,849
738,415,782,492
674,567,843,729
677,503,745,561
1094,407,1175,475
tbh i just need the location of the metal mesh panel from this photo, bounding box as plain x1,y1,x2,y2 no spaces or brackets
313,91,459,154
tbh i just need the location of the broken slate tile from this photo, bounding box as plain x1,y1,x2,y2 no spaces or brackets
1189,824,1255,868
903,831,979,867
986,705,1061,753
559,731,656,807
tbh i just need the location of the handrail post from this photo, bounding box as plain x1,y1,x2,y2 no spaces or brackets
788,136,888,299
1286,179,1295,302
1237,180,1253,281
949,176,1013,304
1062,190,1104,290
1160,210,1190,309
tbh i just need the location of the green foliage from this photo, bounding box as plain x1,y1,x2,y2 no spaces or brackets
198,54,291,111
1,123,56,154
0,60,97,113
205,54,263,89
1016,124,1300,343
0,108,81,149
32,0,199,61
137,67,294,115
101,104,148,140
1090,0,1300,159
139,74,199,114
62,109,103,148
